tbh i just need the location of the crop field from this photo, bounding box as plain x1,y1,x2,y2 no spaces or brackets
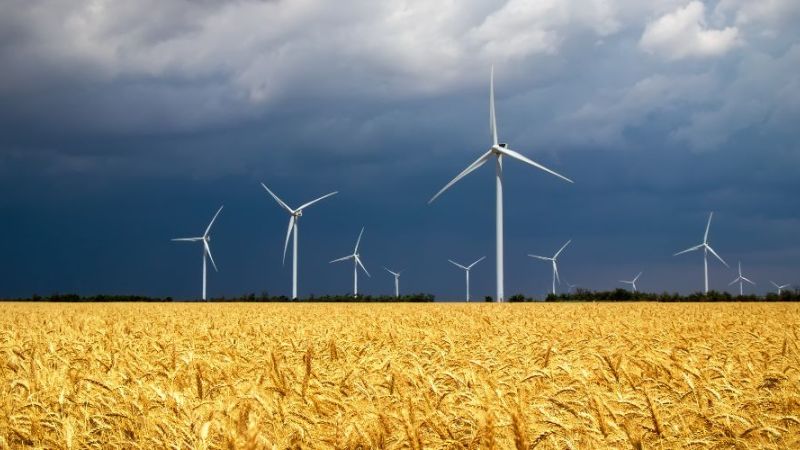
1,302,799,449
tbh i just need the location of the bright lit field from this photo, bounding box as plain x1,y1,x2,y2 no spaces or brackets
1,302,799,449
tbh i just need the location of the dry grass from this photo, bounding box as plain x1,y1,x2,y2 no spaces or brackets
1,302,799,449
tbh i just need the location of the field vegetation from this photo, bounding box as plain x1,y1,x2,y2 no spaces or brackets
1,302,799,448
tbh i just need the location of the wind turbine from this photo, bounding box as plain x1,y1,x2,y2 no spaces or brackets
674,212,729,293
448,256,485,302
384,267,403,298
619,272,642,292
260,183,338,299
565,280,578,292
729,261,755,296
528,240,571,295
330,227,370,297
770,281,790,295
171,206,223,301
428,67,573,302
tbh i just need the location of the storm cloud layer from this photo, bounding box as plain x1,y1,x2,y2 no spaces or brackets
0,0,798,299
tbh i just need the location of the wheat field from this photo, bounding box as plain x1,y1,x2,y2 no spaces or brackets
1,302,798,449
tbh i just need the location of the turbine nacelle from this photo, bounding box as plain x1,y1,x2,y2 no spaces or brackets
491,143,509,154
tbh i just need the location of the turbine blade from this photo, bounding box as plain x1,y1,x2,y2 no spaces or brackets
704,212,713,244
297,191,338,212
448,260,468,270
204,241,218,272
728,278,739,286
356,256,370,277
706,245,729,267
771,281,779,288
673,244,703,256
282,215,296,265
261,183,294,213
554,239,572,258
553,261,560,284
634,272,642,282
171,237,202,242
468,256,486,269
528,254,551,261
204,205,224,237
428,150,493,204
354,227,365,253
742,277,755,285
490,65,498,145
384,267,399,277
330,255,353,264
497,147,574,184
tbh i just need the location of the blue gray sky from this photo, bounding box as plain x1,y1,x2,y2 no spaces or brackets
0,0,798,299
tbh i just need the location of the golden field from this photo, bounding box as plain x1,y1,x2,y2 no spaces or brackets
1,302,799,449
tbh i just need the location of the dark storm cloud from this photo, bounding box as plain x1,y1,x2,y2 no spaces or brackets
0,0,798,298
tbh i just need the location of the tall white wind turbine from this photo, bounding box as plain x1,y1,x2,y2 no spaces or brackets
428,67,573,302
261,183,337,299
528,240,571,295
770,281,790,295
729,261,755,296
384,267,403,298
448,256,485,302
171,205,223,301
619,272,642,292
330,227,370,297
674,212,729,293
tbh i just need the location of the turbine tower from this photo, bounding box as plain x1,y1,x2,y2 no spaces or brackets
171,205,223,301
448,257,485,302
261,183,338,299
674,212,728,293
770,281,790,295
383,267,403,298
729,261,755,296
619,272,642,292
528,240,571,295
330,227,370,297
429,67,573,302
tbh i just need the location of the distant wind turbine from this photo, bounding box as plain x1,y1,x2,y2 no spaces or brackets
565,280,578,292
261,183,337,299
330,227,370,297
171,205,223,301
619,272,642,292
428,66,573,302
529,240,571,295
383,267,403,298
449,257,485,302
729,261,755,296
674,212,728,293
770,281,790,295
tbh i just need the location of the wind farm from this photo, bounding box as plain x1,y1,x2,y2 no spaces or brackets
2,2,800,448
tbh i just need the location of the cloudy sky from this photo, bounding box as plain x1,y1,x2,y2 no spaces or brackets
1,0,798,299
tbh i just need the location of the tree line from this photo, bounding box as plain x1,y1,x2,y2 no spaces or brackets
504,288,800,302
3,293,436,302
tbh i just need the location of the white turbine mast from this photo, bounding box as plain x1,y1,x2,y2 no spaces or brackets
728,261,755,296
529,240,571,295
674,212,729,293
383,267,403,298
261,183,337,299
448,256,485,302
770,281,790,295
429,66,573,302
171,205,223,301
330,227,370,298
619,271,642,292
